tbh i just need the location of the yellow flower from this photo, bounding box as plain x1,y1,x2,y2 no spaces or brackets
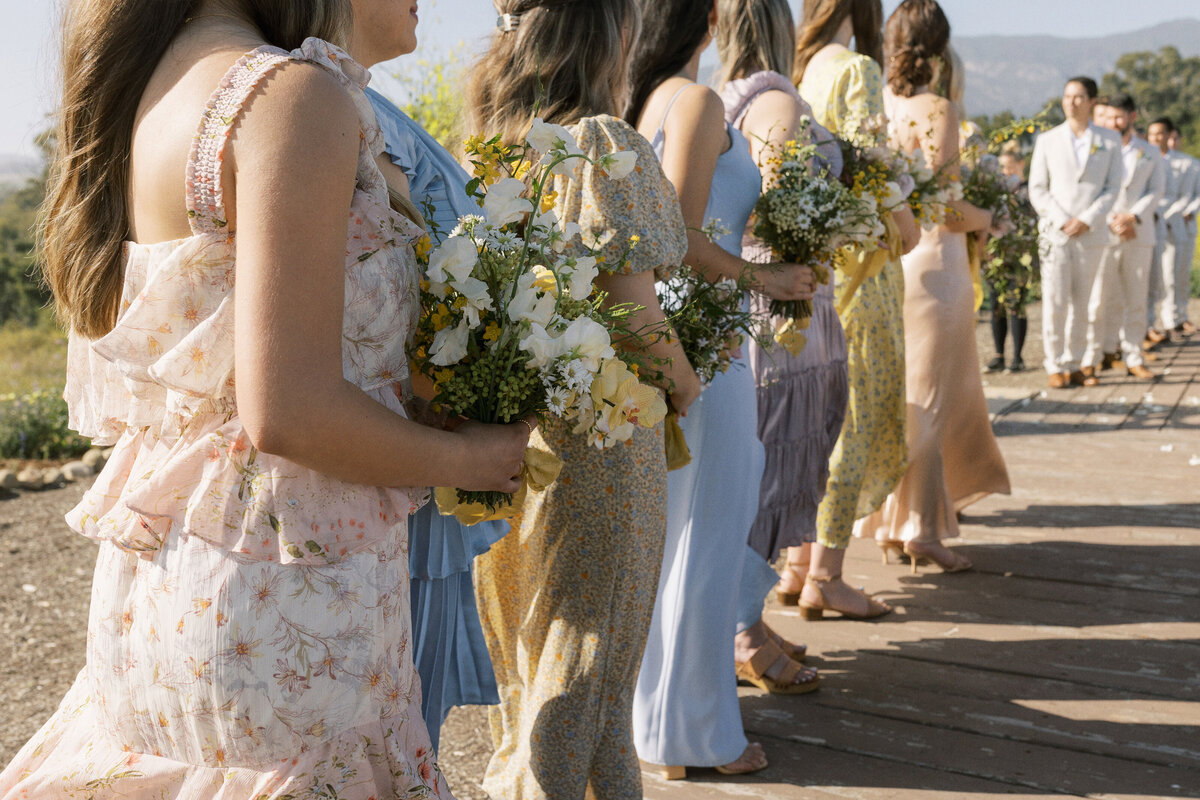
414,234,433,259
532,265,559,295
419,278,431,292
483,321,501,342
540,189,558,213
433,368,455,387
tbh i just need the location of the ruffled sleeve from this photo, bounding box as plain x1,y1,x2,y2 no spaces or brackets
828,53,885,143
555,114,687,279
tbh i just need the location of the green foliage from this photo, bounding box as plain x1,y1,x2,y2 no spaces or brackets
390,51,467,157
0,389,90,459
0,173,48,326
1101,47,1200,158
0,312,69,396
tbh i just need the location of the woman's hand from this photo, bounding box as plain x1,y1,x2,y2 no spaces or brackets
670,366,703,417
450,418,533,493
752,262,816,301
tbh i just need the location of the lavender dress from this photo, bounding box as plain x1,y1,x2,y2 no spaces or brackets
721,71,850,561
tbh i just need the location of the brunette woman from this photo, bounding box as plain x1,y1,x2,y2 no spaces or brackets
855,0,1010,568
629,0,819,781
467,1,701,797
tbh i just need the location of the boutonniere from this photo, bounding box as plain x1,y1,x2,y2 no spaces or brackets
1089,142,1101,156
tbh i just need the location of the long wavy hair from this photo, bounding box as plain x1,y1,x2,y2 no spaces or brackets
466,0,640,146
626,0,711,126
42,0,351,339
715,0,795,87
884,0,950,97
793,0,883,84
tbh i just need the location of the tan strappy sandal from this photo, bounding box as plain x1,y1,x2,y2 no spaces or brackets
799,573,892,621
734,638,820,695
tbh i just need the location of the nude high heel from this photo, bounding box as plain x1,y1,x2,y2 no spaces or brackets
878,541,905,565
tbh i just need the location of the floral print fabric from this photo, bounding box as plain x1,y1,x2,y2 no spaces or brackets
801,50,908,548
473,115,686,800
0,38,451,800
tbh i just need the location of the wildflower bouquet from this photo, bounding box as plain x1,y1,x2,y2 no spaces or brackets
751,132,880,353
900,147,963,229
410,120,667,520
656,263,764,385
831,125,909,313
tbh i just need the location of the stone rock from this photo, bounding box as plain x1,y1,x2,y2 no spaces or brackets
41,469,64,487
61,461,93,481
0,470,18,490
81,448,107,470
16,468,42,489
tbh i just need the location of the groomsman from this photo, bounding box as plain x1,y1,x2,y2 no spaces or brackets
1028,76,1123,389
1166,128,1199,339
1083,93,1164,382
1145,118,1197,346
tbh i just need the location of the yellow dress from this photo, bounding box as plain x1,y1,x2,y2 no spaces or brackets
474,115,687,800
799,50,908,548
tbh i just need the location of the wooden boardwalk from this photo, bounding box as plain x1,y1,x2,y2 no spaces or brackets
639,335,1200,799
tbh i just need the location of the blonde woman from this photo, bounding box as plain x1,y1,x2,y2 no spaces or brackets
789,0,920,619
716,0,849,660
0,0,535,796
467,1,701,797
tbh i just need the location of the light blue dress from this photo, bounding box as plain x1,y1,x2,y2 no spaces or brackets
633,84,775,768
367,88,504,751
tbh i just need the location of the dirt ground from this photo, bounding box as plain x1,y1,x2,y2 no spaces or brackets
0,300,1193,800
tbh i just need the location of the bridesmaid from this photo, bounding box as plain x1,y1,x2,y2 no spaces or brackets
630,0,819,782
1,0,530,796
855,0,1010,567
467,1,702,797
350,15,507,750
789,0,920,621
716,0,849,655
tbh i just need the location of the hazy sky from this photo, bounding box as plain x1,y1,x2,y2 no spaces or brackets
3,0,1199,158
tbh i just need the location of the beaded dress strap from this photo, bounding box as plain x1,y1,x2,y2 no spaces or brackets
185,45,294,235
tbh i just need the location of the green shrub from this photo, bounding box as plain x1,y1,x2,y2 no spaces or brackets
0,389,90,459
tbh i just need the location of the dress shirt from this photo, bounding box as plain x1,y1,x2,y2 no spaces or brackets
1072,127,1092,170
1122,139,1138,183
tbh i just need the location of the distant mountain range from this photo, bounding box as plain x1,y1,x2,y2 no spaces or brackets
958,18,1200,117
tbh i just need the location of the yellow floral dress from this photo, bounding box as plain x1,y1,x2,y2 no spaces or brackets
474,115,687,800
0,41,450,799
799,50,908,548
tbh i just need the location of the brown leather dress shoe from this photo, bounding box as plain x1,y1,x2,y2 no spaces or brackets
1069,370,1098,387
1080,366,1097,378
1048,372,1069,389
1146,328,1167,344
1100,352,1118,370
1127,364,1157,381
1180,321,1198,336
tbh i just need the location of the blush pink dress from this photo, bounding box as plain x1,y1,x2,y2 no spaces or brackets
0,40,453,799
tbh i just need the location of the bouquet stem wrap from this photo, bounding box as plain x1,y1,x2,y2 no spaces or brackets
836,212,902,316
435,446,564,525
664,410,692,471
966,235,985,312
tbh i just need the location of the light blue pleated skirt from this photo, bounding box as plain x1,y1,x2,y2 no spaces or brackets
408,504,506,751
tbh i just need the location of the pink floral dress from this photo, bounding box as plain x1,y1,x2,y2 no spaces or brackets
0,39,452,799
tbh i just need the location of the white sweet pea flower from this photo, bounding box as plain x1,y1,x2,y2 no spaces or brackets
565,256,599,299
426,236,478,285
454,276,494,327
428,318,471,366
483,177,533,227
519,323,566,370
881,180,905,209
526,118,575,156
561,221,582,242
598,150,638,180
507,271,557,328
559,315,614,371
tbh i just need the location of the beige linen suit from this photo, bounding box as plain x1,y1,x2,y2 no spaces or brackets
1028,123,1123,375
1086,136,1165,368
1160,149,1200,328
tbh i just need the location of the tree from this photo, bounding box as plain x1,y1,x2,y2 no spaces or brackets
1101,46,1200,158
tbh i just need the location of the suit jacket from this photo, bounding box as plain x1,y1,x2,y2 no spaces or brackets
1028,122,1123,248
1161,150,1198,242
1177,150,1200,238
1107,136,1165,246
